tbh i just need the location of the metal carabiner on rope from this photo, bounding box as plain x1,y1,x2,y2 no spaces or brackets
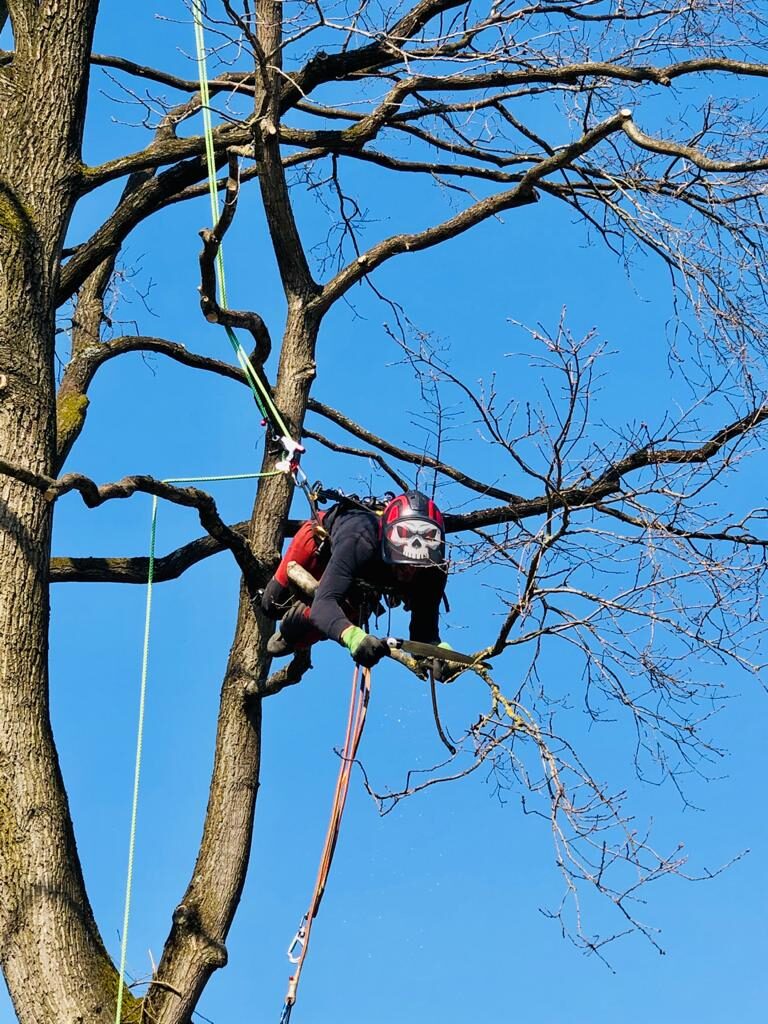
275,667,372,1023
286,914,308,964
275,436,306,475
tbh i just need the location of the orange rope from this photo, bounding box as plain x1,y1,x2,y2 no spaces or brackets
281,666,372,1018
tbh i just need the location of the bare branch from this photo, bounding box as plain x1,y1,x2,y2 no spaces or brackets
49,527,245,584
279,0,472,112
307,399,521,501
0,459,264,587
55,330,251,471
315,112,632,310
90,53,254,96
49,520,312,584
446,403,768,531
394,58,768,97
257,649,313,697
81,122,253,194
303,428,410,490
198,151,273,360
623,115,768,172
88,335,248,382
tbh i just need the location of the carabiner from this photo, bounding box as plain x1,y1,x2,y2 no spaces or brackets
275,436,305,474
286,915,308,964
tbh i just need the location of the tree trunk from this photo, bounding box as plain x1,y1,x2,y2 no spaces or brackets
0,3,133,1021
145,306,319,1024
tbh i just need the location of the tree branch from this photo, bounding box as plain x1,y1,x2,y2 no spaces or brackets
307,399,523,501
445,403,768,531
314,111,632,310
90,54,255,96
96,335,248,380
393,58,768,97
279,0,471,113
59,156,214,302
254,104,319,300
302,428,410,490
55,332,252,471
257,648,313,697
81,118,253,193
49,528,245,583
622,115,768,172
198,151,272,360
0,460,265,588
594,501,768,548
49,520,308,584
48,385,768,587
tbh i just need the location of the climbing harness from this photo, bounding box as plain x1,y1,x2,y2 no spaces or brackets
278,665,373,1024
313,485,392,515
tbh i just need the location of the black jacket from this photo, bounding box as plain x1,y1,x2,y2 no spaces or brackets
309,506,446,644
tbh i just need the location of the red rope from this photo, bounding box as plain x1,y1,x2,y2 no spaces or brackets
282,665,372,1016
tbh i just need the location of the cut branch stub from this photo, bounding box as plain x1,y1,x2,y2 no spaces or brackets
257,648,313,697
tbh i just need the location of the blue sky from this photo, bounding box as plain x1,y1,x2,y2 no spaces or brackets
2,3,768,1022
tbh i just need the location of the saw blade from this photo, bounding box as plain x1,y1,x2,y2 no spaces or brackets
386,638,485,666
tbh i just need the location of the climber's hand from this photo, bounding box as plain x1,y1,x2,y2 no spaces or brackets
430,641,455,682
260,578,292,619
341,626,389,668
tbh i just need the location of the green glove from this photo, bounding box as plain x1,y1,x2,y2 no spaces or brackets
341,625,367,656
341,626,389,668
432,640,454,682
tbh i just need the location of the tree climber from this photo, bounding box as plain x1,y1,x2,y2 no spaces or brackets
261,490,449,670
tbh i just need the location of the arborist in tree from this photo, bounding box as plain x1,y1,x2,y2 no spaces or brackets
261,490,450,670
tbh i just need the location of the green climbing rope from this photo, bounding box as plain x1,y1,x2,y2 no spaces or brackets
113,495,157,1024
191,0,296,448
114,471,281,1023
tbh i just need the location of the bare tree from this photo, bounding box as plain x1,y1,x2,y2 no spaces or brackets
2,1,768,1021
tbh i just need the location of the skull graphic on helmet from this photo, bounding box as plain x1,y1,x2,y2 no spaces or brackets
385,520,443,561
380,490,446,567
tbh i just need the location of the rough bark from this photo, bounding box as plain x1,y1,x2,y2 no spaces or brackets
0,3,132,1022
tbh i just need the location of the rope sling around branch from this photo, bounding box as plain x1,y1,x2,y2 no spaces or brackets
279,665,373,1024
113,471,280,1024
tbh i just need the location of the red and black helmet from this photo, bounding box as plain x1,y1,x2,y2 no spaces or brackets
380,491,446,567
